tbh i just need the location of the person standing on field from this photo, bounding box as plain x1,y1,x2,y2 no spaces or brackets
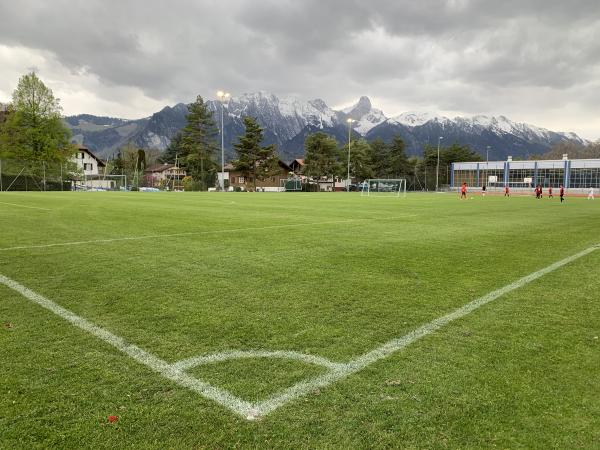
482,185,486,197
460,182,467,199
504,185,510,197
548,186,553,198
588,187,595,200
560,185,565,203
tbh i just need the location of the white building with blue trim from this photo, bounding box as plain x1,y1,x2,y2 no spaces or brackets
451,155,600,191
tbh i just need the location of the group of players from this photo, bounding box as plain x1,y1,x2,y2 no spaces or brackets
458,182,596,203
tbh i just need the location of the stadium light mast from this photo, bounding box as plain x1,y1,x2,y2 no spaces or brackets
435,136,443,191
486,145,490,188
346,118,355,192
217,91,230,191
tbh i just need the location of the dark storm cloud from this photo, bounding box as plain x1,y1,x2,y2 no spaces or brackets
0,0,598,138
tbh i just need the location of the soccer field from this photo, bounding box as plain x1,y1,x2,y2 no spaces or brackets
1,191,599,448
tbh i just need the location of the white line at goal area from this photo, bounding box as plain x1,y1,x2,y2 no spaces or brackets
361,179,407,197
1,242,597,421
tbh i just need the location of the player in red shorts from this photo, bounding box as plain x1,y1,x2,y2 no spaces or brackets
548,186,553,198
504,185,510,197
460,182,467,199
559,185,565,203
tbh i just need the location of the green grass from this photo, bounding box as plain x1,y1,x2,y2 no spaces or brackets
1,191,599,448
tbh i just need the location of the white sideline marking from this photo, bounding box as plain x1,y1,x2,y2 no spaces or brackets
0,201,51,211
0,215,416,252
1,243,597,420
0,274,256,418
253,243,600,416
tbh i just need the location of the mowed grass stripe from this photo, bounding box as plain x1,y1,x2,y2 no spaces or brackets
1,243,597,419
0,215,417,252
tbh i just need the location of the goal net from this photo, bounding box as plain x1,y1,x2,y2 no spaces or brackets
74,174,127,191
361,179,407,197
280,178,302,191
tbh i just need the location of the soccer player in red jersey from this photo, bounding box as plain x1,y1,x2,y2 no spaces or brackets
548,186,553,198
460,182,467,199
559,185,565,203
504,185,510,197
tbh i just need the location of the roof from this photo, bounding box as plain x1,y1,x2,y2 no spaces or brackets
224,160,292,172
290,158,305,166
145,163,183,173
76,145,106,167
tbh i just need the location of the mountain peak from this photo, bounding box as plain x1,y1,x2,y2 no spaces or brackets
343,96,373,118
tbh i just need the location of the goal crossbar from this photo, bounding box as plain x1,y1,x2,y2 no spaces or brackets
361,179,407,197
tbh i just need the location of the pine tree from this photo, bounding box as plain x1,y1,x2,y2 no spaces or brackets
349,138,375,181
232,116,278,191
369,138,389,177
303,132,341,189
387,136,411,177
159,132,184,164
179,95,218,190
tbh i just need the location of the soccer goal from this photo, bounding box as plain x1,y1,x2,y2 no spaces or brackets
280,178,302,192
361,179,407,197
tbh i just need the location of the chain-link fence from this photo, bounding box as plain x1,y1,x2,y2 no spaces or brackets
0,158,72,191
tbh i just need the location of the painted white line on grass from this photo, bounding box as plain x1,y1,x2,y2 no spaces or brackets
0,215,416,252
0,201,51,211
172,350,346,371
250,243,600,418
0,274,255,419
3,243,596,420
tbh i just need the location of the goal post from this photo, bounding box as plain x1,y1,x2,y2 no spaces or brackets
280,178,302,192
360,179,407,197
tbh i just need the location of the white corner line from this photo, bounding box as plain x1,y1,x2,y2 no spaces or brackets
0,201,52,211
172,350,345,372
250,243,600,417
0,274,255,419
1,243,597,421
0,216,415,252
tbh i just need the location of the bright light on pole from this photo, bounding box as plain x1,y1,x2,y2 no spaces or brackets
436,136,443,191
347,118,354,192
217,91,230,191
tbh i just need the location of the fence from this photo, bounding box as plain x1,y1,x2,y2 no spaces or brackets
0,159,72,191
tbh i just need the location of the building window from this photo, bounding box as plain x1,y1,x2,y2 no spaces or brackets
230,176,236,183
80,152,84,159
239,176,245,183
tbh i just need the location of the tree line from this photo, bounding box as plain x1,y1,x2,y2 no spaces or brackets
5,72,594,192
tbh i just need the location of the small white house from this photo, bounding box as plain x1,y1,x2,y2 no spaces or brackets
71,145,112,189
72,145,105,176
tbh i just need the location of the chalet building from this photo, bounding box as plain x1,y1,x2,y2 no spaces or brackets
226,160,292,191
72,145,105,176
289,158,305,175
144,163,186,190
70,144,116,189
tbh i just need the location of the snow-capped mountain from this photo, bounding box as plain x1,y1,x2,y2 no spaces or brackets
66,93,587,161
343,96,387,134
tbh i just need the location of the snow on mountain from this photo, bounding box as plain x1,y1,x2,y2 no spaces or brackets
343,96,387,134
67,92,588,161
389,112,586,144
391,111,448,127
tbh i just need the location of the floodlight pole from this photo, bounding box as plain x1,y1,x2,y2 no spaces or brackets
217,91,230,191
486,145,490,189
347,118,354,192
435,136,443,191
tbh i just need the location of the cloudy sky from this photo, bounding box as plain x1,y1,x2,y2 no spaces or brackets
1,0,599,140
